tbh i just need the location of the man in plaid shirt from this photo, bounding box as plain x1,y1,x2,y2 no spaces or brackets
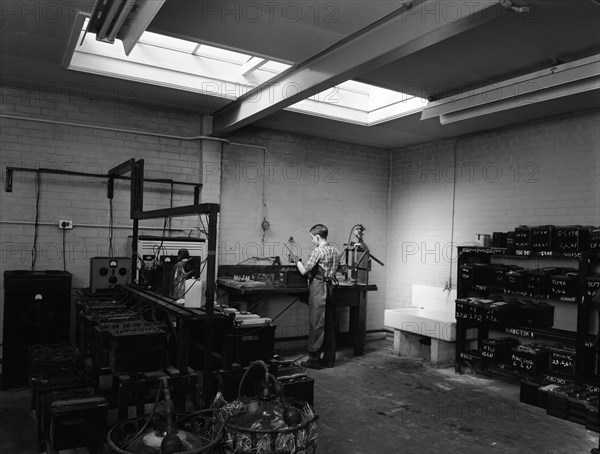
292,224,342,369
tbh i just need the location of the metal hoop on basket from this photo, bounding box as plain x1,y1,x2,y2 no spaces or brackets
107,409,225,454
218,360,319,454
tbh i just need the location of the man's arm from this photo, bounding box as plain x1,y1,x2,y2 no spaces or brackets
295,249,320,276
297,260,307,275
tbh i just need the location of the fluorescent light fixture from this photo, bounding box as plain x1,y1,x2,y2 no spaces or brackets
96,0,125,41
421,55,600,124
107,0,136,42
85,0,165,55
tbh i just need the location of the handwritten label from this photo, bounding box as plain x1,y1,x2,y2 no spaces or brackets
505,328,535,338
586,280,600,300
515,250,531,256
481,345,496,359
543,374,567,385
460,352,478,361
511,353,534,371
549,351,575,377
485,314,501,323
555,229,581,252
456,312,483,322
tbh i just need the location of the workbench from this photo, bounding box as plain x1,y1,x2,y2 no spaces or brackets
216,278,377,355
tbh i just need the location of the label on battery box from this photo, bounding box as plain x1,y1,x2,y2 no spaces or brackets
505,328,535,338
459,352,478,361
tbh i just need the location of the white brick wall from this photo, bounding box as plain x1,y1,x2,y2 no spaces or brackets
387,112,600,310
0,85,208,354
0,85,390,354
3,82,597,351
218,127,390,337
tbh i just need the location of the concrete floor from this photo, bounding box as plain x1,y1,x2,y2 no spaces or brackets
1,336,598,453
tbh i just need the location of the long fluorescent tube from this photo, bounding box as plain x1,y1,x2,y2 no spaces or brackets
439,77,600,124
97,0,123,41
422,55,600,124
107,0,136,42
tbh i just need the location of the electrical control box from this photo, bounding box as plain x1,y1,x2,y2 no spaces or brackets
89,257,132,293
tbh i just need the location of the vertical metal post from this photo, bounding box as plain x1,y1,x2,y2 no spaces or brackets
131,160,144,216
203,204,219,406
194,185,200,205
107,178,114,199
131,219,139,285
130,160,144,285
5,168,13,192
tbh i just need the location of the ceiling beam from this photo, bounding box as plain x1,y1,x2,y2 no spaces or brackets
211,0,506,136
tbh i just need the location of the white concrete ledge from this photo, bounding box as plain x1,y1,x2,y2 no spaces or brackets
384,285,459,367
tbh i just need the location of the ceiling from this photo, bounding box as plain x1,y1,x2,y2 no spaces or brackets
1,0,599,149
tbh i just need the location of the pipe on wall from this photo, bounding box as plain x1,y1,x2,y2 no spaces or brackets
0,114,231,143
0,220,185,231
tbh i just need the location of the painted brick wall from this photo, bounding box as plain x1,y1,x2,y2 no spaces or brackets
218,127,390,337
0,84,390,358
387,111,600,313
0,84,212,357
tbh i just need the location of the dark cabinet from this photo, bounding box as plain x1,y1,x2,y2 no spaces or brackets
2,270,72,389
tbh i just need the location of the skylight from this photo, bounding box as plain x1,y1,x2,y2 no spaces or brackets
138,32,197,53
66,26,426,126
193,44,252,65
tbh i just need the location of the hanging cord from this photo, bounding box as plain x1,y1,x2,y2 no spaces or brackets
199,214,208,236
167,183,174,234
188,214,209,237
108,197,114,258
238,360,271,399
261,147,269,243
347,224,362,245
153,219,169,267
446,138,461,291
62,227,67,271
122,378,164,449
30,170,41,271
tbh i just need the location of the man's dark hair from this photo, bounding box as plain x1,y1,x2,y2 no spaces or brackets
310,224,328,239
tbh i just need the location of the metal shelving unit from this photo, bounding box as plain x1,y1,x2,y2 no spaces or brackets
455,246,598,386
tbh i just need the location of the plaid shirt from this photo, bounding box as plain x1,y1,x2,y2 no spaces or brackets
304,244,341,280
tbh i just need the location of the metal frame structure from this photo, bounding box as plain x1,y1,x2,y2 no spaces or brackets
5,159,219,405
5,164,202,194
108,158,219,406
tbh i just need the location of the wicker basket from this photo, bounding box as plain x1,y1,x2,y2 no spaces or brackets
219,398,318,454
107,409,224,454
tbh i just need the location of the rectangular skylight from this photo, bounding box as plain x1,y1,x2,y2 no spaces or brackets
192,44,252,65
261,61,292,73
68,27,427,127
138,31,197,53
